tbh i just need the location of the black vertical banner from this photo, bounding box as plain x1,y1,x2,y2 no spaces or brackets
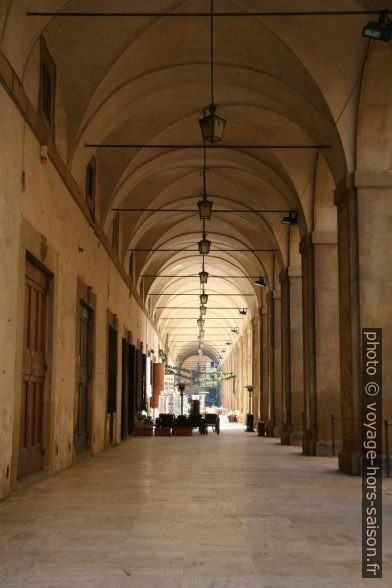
362,329,382,578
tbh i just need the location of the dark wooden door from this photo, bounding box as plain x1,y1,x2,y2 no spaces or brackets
18,259,49,478
135,349,143,412
128,344,136,434
107,326,117,443
121,339,129,440
75,304,91,454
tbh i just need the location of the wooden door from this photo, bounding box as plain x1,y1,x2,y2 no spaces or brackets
74,304,91,454
18,259,49,478
135,349,143,412
128,344,136,434
107,326,117,414
121,339,129,440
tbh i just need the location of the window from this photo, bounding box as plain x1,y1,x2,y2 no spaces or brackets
85,158,96,216
39,38,56,136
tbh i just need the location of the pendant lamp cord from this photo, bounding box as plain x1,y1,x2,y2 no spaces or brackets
203,142,207,199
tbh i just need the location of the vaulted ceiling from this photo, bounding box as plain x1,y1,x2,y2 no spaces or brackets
2,0,390,363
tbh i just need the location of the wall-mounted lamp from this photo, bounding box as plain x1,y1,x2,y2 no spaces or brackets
239,308,247,315
231,328,239,334
362,10,392,42
226,341,232,346
281,210,298,225
254,277,267,287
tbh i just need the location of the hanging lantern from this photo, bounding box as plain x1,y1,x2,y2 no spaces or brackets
200,305,207,315
199,105,227,143
198,236,211,255
199,328,205,336
197,318,205,328
197,199,213,220
199,270,209,284
200,293,208,305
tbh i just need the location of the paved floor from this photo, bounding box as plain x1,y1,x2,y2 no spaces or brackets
0,423,391,588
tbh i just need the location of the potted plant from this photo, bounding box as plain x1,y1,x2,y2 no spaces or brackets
174,415,193,436
155,413,174,436
134,413,154,436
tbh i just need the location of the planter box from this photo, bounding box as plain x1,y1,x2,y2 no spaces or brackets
174,427,193,436
228,415,237,422
135,427,153,436
155,427,172,436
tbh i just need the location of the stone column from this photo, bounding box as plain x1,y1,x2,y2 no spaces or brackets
266,290,282,436
261,305,269,422
251,318,260,423
301,232,340,456
280,267,304,445
335,171,392,474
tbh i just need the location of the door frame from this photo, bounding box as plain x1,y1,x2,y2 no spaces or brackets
73,278,96,457
11,238,55,492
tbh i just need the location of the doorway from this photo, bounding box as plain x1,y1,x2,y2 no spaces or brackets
74,303,92,454
18,259,49,478
107,325,117,443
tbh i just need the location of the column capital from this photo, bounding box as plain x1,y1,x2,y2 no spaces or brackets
300,232,337,252
335,169,392,205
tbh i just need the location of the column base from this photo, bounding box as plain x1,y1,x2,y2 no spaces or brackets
302,431,316,455
281,427,303,446
339,449,361,475
315,440,343,457
273,425,282,437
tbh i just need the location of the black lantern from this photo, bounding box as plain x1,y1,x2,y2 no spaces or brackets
200,305,207,316
254,277,267,287
200,292,208,305
197,318,205,328
198,199,213,220
199,105,227,143
281,211,298,225
199,270,208,284
198,236,211,255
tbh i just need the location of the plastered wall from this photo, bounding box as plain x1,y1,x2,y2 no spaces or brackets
0,85,162,499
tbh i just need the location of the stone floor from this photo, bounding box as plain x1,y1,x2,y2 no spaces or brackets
0,422,391,588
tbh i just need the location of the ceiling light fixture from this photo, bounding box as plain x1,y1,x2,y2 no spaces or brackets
200,291,208,305
197,318,205,328
199,0,227,143
281,210,298,225
362,10,392,41
198,224,211,254
239,308,247,315
199,254,209,284
200,305,207,315
254,277,267,287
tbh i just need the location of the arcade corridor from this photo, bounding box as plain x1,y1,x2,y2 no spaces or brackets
1,1,392,584
1,428,391,588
